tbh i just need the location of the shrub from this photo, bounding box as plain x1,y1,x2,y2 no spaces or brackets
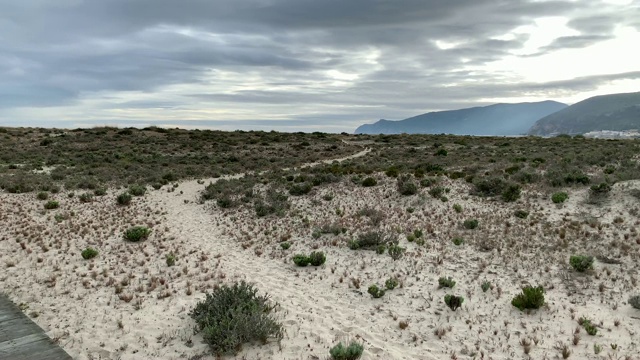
117,192,132,205
420,178,436,188
629,295,640,309
388,244,405,260
361,177,377,187
552,192,568,203
428,186,445,198
444,294,464,311
289,182,312,196
511,285,545,311
189,281,283,355
280,242,291,250
435,148,448,156
128,185,146,196
473,177,507,197
81,247,98,260
501,183,521,202
44,200,59,209
406,234,416,242
481,281,491,292
438,277,456,289
588,182,612,204
452,237,464,246
329,341,364,360
166,253,176,266
375,244,386,254
354,231,390,250
367,284,385,298
124,226,151,242
94,188,107,196
569,255,594,272
463,219,478,229
293,254,310,267
79,192,94,203
37,192,48,200
309,251,326,266
413,229,423,238
514,210,529,219
397,176,418,196
385,277,399,290
453,204,462,213
579,318,598,336
385,167,399,178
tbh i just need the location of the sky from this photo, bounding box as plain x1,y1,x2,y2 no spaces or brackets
0,0,639,133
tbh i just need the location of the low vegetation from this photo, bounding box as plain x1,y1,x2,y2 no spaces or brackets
512,285,545,311
189,281,283,355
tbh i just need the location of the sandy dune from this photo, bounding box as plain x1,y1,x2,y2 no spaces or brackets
1,152,640,359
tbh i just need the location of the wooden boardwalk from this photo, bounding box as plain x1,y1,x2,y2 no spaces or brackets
0,294,73,360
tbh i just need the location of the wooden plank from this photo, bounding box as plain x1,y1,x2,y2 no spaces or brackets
0,294,73,360
0,316,46,342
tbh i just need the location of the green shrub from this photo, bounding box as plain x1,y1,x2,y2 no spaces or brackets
453,204,462,213
388,244,405,260
44,200,59,210
406,234,416,242
189,281,283,355
309,251,326,266
438,277,456,289
289,182,313,196
354,231,389,250
435,148,448,156
428,186,445,198
552,192,568,203
124,226,151,242
347,240,360,250
385,277,399,290
397,176,418,196
79,192,94,203
580,318,598,336
94,188,107,196
375,244,386,254
329,341,364,360
514,210,529,219
166,253,176,266
413,229,423,238
420,178,436,187
361,177,377,187
367,284,385,298
452,237,464,246
385,167,399,178
569,255,594,272
473,177,507,197
629,295,640,309
501,183,521,202
463,219,478,229
293,254,310,267
280,242,291,250
511,285,545,311
117,192,132,205
444,294,464,311
37,192,48,200
81,247,98,260
128,185,146,196
481,281,491,292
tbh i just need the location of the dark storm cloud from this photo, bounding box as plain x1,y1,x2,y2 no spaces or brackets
0,0,636,130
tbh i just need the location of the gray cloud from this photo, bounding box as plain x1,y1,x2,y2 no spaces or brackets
0,0,637,131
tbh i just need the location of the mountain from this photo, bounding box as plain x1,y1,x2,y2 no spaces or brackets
354,101,567,136
528,92,640,136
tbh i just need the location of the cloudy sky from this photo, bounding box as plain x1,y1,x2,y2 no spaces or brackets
0,0,639,132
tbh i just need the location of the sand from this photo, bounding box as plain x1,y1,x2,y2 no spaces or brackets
1,151,640,359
